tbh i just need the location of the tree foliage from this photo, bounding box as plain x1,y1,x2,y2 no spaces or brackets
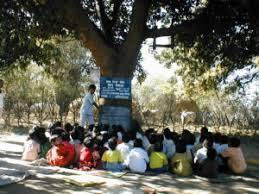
1,0,258,84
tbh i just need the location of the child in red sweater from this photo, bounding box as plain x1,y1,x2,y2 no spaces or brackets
47,134,75,167
79,137,94,170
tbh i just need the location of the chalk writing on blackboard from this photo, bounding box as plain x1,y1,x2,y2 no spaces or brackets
100,77,131,100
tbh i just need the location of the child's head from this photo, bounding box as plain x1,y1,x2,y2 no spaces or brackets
127,130,136,141
108,138,117,150
61,131,70,142
70,129,80,141
202,138,213,148
36,127,48,144
28,127,38,141
229,137,240,148
182,131,195,146
93,135,103,150
214,133,222,144
64,123,73,133
50,135,62,146
163,128,171,139
51,127,64,136
154,142,163,152
134,138,143,148
171,132,179,143
148,133,157,144
122,133,130,143
207,148,217,160
156,133,164,144
200,126,209,135
145,128,155,138
220,135,229,145
88,84,96,94
176,140,186,153
83,137,93,148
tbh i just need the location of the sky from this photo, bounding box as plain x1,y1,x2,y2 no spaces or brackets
133,37,177,84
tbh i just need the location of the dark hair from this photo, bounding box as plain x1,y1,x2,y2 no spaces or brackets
149,133,157,144
171,132,179,144
176,140,186,153
35,126,48,144
127,130,136,141
70,128,80,141
207,148,217,160
83,137,93,148
154,142,163,152
156,133,164,144
122,133,130,143
220,135,229,145
61,131,70,141
201,126,209,134
163,128,171,139
200,131,213,144
28,127,39,142
108,138,117,150
70,126,84,142
134,138,143,148
64,123,73,133
51,127,64,136
145,128,155,137
203,139,213,148
54,121,62,128
88,84,96,90
214,133,222,144
229,137,240,148
93,136,103,150
182,131,195,146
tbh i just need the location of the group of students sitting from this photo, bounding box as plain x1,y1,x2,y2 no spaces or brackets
22,122,247,178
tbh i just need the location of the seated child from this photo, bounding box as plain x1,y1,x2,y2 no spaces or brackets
101,138,123,171
79,137,94,170
221,137,247,174
197,148,218,178
163,128,175,159
47,134,75,167
171,141,192,176
217,135,229,154
194,138,213,165
92,138,102,169
149,142,168,173
116,133,133,162
125,138,149,173
70,127,84,163
36,126,51,159
22,127,40,161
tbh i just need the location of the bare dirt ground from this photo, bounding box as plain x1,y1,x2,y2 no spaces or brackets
0,133,259,194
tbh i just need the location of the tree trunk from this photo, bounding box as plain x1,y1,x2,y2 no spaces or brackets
98,60,133,131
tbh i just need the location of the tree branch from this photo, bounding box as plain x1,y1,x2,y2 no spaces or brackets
121,0,151,73
51,0,115,67
95,0,111,38
145,21,205,39
111,0,122,26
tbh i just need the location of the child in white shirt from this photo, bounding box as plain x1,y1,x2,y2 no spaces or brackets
125,139,149,173
22,127,40,161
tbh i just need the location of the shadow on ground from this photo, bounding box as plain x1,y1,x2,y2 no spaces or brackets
0,134,259,194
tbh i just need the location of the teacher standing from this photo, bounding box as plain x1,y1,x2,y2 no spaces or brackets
80,84,99,131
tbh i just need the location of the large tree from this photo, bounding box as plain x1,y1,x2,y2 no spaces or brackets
1,0,258,129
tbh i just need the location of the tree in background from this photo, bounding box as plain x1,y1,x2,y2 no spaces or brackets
0,39,93,126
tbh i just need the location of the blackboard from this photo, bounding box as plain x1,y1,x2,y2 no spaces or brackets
99,106,131,130
100,77,131,100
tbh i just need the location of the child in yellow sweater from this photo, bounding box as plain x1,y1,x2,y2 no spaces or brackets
171,140,192,176
149,142,168,173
